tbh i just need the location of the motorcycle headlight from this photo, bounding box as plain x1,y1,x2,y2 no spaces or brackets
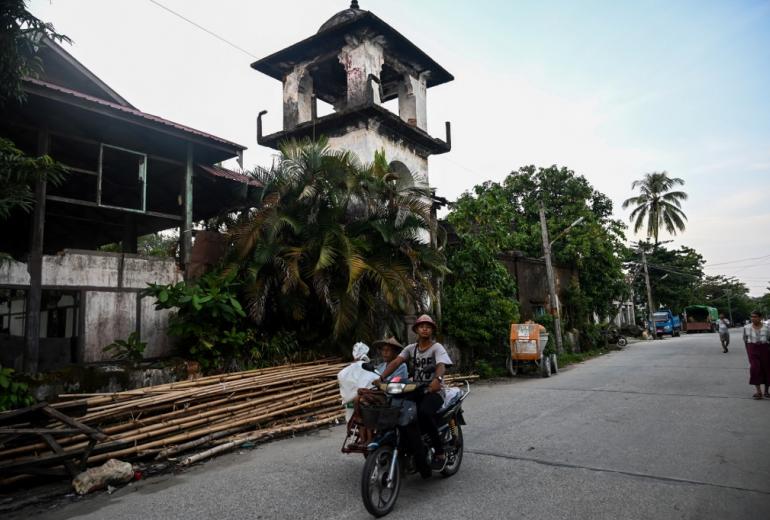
386,382,406,394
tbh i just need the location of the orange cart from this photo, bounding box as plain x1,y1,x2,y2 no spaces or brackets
507,322,557,377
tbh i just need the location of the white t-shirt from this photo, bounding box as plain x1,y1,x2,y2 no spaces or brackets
744,324,770,344
399,342,452,384
718,319,729,334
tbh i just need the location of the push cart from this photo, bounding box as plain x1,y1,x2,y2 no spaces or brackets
506,322,557,377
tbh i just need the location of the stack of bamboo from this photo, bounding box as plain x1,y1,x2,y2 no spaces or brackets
0,360,477,479
0,360,347,476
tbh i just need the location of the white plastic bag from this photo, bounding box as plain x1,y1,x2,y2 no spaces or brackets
337,361,379,404
338,341,380,421
442,385,461,406
352,342,370,361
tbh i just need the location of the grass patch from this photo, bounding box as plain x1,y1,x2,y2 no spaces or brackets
558,348,611,368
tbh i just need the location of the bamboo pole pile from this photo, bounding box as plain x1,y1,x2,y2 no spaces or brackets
0,360,349,476
0,360,478,479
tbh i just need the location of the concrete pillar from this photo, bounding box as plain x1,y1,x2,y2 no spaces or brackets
397,73,427,131
282,64,314,130
338,39,384,107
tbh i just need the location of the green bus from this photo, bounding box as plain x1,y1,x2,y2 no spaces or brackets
683,305,719,333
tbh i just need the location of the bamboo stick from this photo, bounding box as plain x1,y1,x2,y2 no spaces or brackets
181,413,342,466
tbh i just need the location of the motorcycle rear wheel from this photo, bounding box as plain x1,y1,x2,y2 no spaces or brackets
361,445,401,517
441,424,463,477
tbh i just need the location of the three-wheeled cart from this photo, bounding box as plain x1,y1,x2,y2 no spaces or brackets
506,322,558,377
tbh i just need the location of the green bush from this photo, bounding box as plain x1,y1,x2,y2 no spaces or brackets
474,359,507,379
442,239,519,367
580,323,604,351
0,364,35,411
103,331,146,364
146,269,248,370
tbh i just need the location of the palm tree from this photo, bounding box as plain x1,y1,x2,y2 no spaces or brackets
622,171,688,246
229,138,446,348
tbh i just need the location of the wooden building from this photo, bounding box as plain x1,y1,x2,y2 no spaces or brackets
0,38,254,372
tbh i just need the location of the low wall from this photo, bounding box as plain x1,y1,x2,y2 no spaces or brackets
0,250,181,368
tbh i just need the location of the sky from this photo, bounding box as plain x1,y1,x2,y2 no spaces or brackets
28,0,770,296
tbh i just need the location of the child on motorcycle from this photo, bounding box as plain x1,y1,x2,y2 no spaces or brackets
378,314,452,470
353,337,407,448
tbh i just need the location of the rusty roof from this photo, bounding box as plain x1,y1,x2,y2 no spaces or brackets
199,164,261,187
23,77,247,152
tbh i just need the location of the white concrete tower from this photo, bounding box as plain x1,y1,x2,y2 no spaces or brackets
252,1,453,182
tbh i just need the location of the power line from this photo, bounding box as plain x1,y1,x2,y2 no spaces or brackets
704,253,770,268
643,262,702,279
148,0,258,59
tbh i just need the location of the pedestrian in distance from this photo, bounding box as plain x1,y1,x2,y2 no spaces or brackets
743,310,770,399
718,313,731,353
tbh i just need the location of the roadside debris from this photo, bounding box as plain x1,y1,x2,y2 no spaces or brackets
72,459,133,495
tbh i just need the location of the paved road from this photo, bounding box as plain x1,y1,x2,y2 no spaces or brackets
22,329,770,519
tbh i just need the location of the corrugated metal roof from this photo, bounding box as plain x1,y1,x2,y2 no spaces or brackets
23,77,247,151
199,164,261,187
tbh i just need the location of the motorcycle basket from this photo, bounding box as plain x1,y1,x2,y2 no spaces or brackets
360,404,401,430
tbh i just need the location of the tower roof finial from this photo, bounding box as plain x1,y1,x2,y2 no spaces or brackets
351,1,360,8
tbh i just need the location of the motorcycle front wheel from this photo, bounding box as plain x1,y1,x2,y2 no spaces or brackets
361,445,401,517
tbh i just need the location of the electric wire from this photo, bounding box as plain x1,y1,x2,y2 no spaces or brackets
703,253,770,268
148,0,258,59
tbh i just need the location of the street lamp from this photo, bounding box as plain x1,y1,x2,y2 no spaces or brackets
538,205,584,354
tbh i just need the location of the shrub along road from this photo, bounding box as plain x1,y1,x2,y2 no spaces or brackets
21,329,770,519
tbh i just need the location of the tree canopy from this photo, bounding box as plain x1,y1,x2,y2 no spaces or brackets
630,242,704,315
622,171,688,246
1,0,70,107
228,138,447,349
1,2,68,228
447,165,628,329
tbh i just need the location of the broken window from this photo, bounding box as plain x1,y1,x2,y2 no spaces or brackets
99,144,146,211
48,134,100,202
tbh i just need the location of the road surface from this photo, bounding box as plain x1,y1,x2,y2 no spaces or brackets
18,328,770,519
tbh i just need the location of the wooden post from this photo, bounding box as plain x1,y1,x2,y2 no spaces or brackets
24,129,49,374
122,214,137,254
181,143,193,277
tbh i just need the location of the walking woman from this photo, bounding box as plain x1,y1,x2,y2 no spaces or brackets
743,310,770,399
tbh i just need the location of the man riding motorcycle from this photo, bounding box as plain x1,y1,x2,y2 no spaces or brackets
377,314,452,471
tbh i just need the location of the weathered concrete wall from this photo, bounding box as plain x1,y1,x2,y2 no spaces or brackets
327,126,429,181
0,250,181,364
0,250,179,289
84,291,137,362
498,254,576,322
140,296,176,358
397,73,428,131
283,63,314,130
338,37,384,107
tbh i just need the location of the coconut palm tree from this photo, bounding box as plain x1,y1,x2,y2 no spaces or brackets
622,171,688,246
229,138,446,348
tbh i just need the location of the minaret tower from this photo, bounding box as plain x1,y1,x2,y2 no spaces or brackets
252,1,453,181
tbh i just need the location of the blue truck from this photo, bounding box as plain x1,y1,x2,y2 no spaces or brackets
652,309,682,337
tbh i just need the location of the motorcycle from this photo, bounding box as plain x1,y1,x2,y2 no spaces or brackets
356,367,469,517
602,327,628,348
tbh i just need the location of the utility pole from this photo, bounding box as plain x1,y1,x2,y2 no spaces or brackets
641,250,656,338
726,290,733,325
539,202,564,354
